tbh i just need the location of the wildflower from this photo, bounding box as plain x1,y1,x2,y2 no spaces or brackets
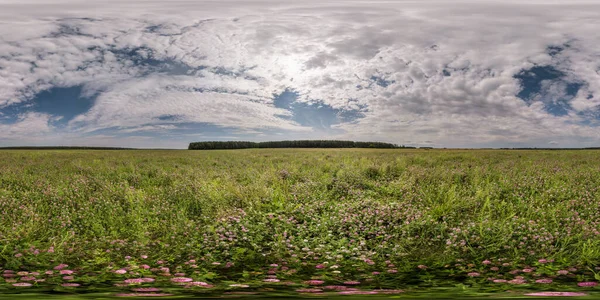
63,276,74,280
141,255,148,259
324,285,351,291
577,282,598,287
114,269,127,275
124,278,144,284
538,259,548,264
14,253,22,258
417,265,427,270
482,260,491,265
315,264,325,269
372,271,380,275
140,264,150,270
522,268,533,273
54,264,68,270
131,287,162,292
61,283,80,287
343,281,361,285
171,277,193,284
305,280,325,285
20,276,36,281
186,282,213,288
508,279,527,285
535,279,553,284
468,272,480,277
490,267,499,271
263,278,280,283
338,290,378,295
60,270,74,275
387,269,398,273
269,264,278,267
524,292,587,296
141,278,155,282
115,293,174,297
229,284,249,288
493,279,507,283
12,283,32,287
558,270,569,275
45,271,53,275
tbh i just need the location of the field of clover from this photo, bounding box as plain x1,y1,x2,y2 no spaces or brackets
1,149,600,298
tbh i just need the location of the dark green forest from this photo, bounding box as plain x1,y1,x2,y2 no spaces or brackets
188,140,413,150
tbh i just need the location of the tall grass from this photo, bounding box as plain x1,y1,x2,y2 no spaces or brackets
1,149,599,292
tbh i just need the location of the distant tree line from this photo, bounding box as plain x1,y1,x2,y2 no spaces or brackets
188,140,416,150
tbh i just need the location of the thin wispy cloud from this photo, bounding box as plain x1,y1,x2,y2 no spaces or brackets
1,0,600,148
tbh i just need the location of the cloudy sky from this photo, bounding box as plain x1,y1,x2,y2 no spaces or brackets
1,0,600,148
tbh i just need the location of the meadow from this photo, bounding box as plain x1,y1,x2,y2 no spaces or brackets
1,149,600,298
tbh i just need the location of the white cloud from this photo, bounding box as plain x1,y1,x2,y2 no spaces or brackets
1,0,600,147
0,112,53,139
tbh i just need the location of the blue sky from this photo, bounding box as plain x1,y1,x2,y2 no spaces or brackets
1,0,600,148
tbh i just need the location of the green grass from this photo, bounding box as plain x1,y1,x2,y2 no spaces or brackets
1,149,600,297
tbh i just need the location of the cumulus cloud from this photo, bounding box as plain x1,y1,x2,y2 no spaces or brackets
1,0,600,147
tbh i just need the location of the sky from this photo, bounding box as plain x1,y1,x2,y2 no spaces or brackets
1,0,600,148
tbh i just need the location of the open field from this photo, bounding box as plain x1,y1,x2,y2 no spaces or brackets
1,149,600,297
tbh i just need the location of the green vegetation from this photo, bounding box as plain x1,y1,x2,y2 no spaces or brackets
0,149,600,297
188,140,407,149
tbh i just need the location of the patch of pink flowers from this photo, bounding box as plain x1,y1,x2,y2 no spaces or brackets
577,282,598,287
61,283,81,287
124,278,145,284
305,280,324,285
524,292,587,297
339,290,378,295
12,282,32,287
131,288,161,292
535,278,553,284
170,277,193,284
508,278,527,285
115,293,174,297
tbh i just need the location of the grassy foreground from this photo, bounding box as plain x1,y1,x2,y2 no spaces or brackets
1,149,600,297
